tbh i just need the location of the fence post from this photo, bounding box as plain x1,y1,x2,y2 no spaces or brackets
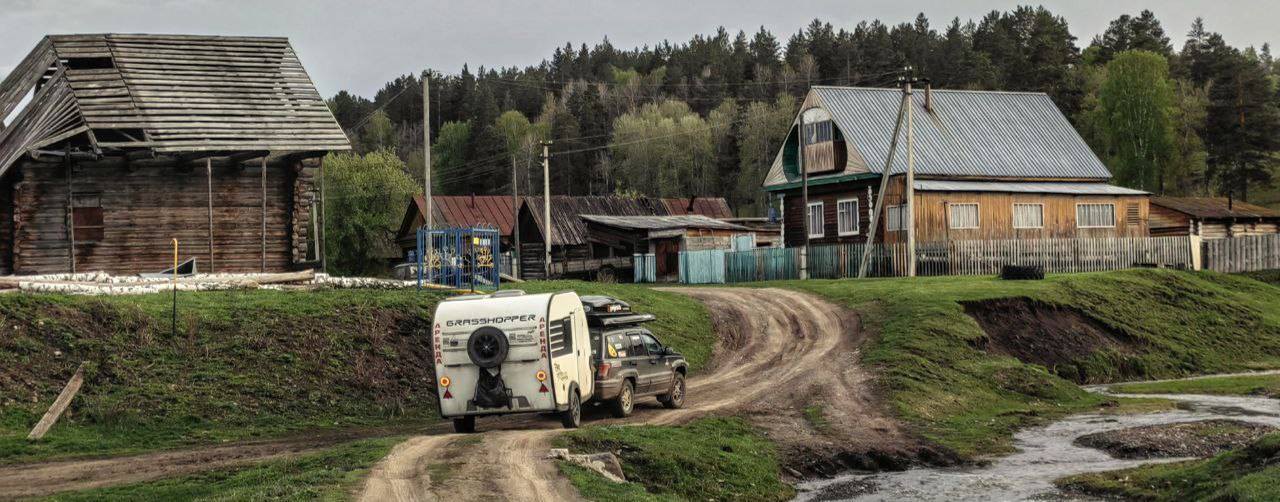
799,246,809,280
1188,235,1203,271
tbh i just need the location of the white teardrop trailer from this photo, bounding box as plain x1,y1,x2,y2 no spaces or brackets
432,290,595,432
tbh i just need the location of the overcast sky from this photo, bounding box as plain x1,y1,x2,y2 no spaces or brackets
2,0,1274,98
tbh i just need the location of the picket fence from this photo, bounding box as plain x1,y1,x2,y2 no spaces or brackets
1202,234,1280,273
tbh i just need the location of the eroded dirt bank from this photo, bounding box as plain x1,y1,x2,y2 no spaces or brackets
357,288,938,502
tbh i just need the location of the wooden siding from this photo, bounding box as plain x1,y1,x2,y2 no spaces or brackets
0,174,12,274
1149,202,1192,233
778,176,1149,247
8,157,314,275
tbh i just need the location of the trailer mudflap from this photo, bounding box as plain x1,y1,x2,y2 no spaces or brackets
472,368,511,409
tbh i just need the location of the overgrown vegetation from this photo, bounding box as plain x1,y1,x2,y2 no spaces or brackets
556,418,793,502
322,150,420,276
781,269,1280,457
0,289,441,464
1058,433,1280,501
41,437,402,501
1110,373,1280,398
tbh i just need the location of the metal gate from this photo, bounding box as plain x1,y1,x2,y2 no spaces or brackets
416,226,502,291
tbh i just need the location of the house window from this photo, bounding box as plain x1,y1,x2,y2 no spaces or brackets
948,203,979,229
837,198,859,236
71,192,104,242
1013,203,1044,229
1077,203,1116,228
886,205,905,232
803,120,833,143
807,202,824,238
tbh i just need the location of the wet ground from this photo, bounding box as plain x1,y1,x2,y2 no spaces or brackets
795,378,1280,502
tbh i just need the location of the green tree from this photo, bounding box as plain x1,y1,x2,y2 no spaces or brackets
1090,51,1176,192
736,94,797,215
323,150,419,276
432,121,472,195
359,110,398,153
611,100,714,197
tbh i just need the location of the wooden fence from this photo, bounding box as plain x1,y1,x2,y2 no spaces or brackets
1202,234,1280,273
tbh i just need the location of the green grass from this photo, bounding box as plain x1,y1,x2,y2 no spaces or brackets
555,417,794,502
40,436,402,501
513,281,715,371
1110,373,1280,398
776,269,1280,458
1058,433,1280,501
0,289,445,464
802,405,830,432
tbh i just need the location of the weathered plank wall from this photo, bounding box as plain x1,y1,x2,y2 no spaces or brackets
10,158,314,275
0,175,13,274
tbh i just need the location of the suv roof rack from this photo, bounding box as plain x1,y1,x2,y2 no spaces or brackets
590,313,656,327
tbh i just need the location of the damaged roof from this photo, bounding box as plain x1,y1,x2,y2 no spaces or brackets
763,86,1111,188
1151,197,1280,220
0,34,350,175
522,196,733,246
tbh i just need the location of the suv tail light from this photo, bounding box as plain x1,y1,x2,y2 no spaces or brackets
597,362,612,379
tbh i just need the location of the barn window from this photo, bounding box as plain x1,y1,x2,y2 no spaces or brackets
886,205,905,231
1077,203,1116,228
71,192,104,242
837,198,859,236
949,203,979,229
1013,203,1044,229
807,202,824,238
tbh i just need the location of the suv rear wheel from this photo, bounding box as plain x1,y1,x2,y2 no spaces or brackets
610,380,635,418
453,416,476,433
658,373,685,409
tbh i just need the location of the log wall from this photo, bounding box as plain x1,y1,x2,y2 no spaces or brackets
8,157,316,275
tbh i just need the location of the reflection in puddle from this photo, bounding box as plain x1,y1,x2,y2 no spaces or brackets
795,386,1280,501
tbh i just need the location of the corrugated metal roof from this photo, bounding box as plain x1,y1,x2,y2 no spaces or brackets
523,196,734,246
581,214,748,231
1151,197,1280,219
763,86,1111,187
914,180,1147,195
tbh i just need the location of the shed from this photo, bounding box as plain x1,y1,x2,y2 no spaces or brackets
394,195,519,260
1150,197,1280,238
582,214,749,279
0,34,349,275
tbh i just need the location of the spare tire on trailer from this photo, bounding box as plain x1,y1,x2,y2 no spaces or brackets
467,327,509,368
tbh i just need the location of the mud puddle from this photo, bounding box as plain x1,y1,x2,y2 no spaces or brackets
795,378,1280,501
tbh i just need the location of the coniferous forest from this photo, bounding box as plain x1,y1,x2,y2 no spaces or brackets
325,7,1280,217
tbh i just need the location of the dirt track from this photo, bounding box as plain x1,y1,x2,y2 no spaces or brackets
357,287,917,502
0,287,912,500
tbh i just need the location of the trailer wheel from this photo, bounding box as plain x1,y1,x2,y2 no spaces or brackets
659,373,686,409
452,416,476,433
610,380,634,418
467,327,509,368
560,389,582,429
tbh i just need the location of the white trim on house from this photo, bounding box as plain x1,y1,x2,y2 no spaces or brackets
807,201,824,238
1076,203,1117,228
837,198,860,236
886,204,905,232
1013,203,1045,229
948,203,980,229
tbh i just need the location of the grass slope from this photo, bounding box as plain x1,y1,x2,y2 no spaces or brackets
41,436,402,501
780,269,1280,457
556,418,793,502
1110,373,1280,398
1058,433,1280,501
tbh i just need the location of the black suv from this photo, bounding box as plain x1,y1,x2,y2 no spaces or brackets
581,296,687,417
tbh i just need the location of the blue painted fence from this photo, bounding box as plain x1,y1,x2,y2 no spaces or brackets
679,250,726,284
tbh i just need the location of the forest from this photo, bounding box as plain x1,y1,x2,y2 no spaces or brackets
322,6,1280,225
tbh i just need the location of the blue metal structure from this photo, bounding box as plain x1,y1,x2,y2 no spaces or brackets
416,226,502,291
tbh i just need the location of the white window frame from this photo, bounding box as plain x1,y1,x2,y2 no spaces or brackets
886,204,905,232
948,203,980,230
1076,203,1117,229
1012,203,1045,229
836,198,860,236
807,201,825,238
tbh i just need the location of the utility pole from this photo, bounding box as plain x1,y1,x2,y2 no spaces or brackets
541,141,552,279
903,69,918,277
798,103,809,280
857,90,908,278
510,152,520,278
423,74,433,281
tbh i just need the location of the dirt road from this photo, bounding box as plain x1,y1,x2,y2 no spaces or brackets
357,287,917,502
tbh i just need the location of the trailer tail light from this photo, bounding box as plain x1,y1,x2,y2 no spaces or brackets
440,376,452,399
597,362,612,379
535,370,547,382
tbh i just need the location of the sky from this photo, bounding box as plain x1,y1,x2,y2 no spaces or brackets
1,0,1274,99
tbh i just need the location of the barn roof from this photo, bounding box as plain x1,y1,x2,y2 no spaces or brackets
0,34,349,176
522,196,734,246
397,195,518,239
580,214,749,232
1151,197,1280,220
763,86,1111,188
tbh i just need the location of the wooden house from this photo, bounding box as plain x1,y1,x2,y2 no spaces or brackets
0,34,349,275
581,215,751,279
1150,197,1280,238
761,86,1149,248
394,194,519,261
516,196,732,279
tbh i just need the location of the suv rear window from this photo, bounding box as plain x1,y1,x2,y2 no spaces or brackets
605,333,628,358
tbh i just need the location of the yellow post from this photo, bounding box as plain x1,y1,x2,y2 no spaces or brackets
172,238,179,282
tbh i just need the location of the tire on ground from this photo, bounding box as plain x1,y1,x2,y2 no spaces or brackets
611,379,634,418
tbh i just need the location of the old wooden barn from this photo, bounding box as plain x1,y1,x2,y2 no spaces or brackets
762,86,1149,248
0,34,349,275
1150,197,1280,238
